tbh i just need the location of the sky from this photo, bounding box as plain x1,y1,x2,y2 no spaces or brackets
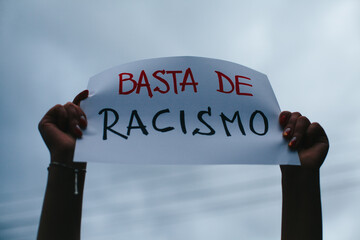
0,0,359,239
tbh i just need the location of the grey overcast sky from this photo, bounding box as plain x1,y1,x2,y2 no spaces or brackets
0,0,359,239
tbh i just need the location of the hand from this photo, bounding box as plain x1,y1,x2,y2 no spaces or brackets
279,111,327,240
38,90,89,163
279,111,329,170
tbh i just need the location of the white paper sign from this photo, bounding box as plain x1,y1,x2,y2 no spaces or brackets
74,56,299,165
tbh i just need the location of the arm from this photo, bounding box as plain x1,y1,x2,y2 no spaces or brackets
37,90,89,240
279,111,329,240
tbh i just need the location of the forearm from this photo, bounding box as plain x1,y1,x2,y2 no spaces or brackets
37,162,87,240
281,166,322,240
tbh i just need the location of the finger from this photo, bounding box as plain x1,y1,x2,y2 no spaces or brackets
279,111,291,127
67,101,87,128
282,112,301,139
39,104,68,133
64,102,86,138
304,122,329,149
72,90,88,129
38,104,69,149
75,106,87,129
73,90,89,106
288,116,311,150
301,122,329,167
79,115,87,129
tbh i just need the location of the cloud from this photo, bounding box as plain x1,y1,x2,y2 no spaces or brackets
0,0,359,239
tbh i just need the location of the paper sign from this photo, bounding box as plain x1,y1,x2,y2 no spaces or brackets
74,56,299,165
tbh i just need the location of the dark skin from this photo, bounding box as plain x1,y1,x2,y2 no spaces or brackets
37,91,329,240
279,111,329,240
37,90,88,240
38,90,89,164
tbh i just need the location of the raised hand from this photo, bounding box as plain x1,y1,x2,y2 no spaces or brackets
38,90,89,163
279,111,329,169
279,111,329,240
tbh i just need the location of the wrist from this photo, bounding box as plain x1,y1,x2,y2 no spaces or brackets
49,161,87,170
50,151,74,164
281,165,319,185
47,161,87,196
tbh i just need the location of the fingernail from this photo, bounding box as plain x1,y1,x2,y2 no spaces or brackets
279,115,287,125
79,115,87,126
288,137,297,147
283,128,291,137
75,124,82,137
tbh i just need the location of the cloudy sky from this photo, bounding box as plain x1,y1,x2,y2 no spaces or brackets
0,0,359,239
